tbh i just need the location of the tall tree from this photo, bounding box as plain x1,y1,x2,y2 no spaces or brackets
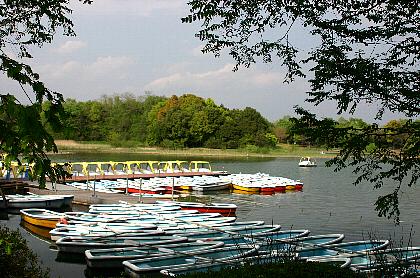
183,0,419,222
0,0,91,186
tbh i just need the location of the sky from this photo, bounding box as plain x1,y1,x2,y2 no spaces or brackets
1,0,407,123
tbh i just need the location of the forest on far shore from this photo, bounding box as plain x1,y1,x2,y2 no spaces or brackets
46,93,411,150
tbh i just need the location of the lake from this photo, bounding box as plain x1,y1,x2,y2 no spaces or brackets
1,154,419,277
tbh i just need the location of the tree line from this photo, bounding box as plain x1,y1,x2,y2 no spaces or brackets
48,93,276,149
46,93,412,151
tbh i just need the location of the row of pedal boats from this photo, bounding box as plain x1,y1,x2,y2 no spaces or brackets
19,204,420,277
66,173,304,195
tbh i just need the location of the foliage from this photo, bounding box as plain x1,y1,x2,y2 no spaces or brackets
54,94,166,144
56,93,276,149
183,0,419,223
179,261,363,278
0,225,49,278
147,95,275,148
0,0,91,187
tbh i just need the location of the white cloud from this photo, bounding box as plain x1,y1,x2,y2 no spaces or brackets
37,56,134,80
144,64,285,93
55,40,87,54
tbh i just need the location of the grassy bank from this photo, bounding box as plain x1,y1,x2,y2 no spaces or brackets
54,140,337,158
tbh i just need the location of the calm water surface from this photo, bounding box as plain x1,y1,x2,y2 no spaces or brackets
1,155,418,277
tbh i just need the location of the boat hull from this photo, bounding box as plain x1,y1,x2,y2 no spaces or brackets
232,184,260,193
20,209,65,229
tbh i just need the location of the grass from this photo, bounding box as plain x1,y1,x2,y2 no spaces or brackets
53,140,337,159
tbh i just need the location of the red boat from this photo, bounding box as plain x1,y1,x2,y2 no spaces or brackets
161,201,237,217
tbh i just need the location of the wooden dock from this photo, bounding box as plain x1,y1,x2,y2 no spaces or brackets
28,182,161,206
63,171,227,182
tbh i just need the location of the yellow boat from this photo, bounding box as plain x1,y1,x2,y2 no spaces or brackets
20,208,66,229
232,184,260,193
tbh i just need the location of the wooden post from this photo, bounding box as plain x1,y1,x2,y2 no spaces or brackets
0,185,8,209
138,178,142,203
171,177,175,201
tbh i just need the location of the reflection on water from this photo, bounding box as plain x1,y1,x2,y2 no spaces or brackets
56,252,86,264
20,220,52,241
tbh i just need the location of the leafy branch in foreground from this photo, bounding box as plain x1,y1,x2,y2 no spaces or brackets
290,108,419,223
0,0,91,187
183,0,419,222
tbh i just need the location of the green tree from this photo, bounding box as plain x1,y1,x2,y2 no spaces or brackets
0,0,91,186
183,0,419,222
274,116,293,143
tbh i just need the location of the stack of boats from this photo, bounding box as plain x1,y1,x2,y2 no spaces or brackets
65,173,304,196
19,202,420,277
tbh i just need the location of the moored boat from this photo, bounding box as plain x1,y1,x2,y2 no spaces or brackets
297,240,390,260
56,235,189,254
85,241,225,268
50,226,162,241
258,233,345,252
160,201,238,217
348,246,420,271
123,245,259,277
198,229,310,246
20,208,66,229
179,225,282,239
7,195,68,209
191,182,231,192
160,261,236,277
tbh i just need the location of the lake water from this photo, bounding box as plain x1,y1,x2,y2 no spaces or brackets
1,154,419,277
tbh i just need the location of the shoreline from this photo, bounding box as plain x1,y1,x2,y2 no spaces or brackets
52,140,338,159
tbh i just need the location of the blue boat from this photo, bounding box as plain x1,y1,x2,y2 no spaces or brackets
85,241,225,268
258,233,345,253
198,229,310,246
347,246,420,271
123,245,259,277
297,240,390,260
178,225,282,239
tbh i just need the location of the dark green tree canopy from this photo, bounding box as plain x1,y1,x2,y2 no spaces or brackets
183,0,419,222
1,0,91,185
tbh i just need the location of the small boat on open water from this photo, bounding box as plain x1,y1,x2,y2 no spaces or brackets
298,157,317,167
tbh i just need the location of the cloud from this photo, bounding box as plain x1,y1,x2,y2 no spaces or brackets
55,40,87,54
144,64,285,93
37,56,134,80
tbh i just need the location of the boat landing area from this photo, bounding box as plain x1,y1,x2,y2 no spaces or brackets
64,171,226,182
28,182,158,206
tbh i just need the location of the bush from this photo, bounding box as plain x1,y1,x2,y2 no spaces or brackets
0,225,49,278
180,261,364,278
160,139,185,149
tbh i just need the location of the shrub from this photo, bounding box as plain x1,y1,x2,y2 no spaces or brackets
179,261,364,278
0,225,49,278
